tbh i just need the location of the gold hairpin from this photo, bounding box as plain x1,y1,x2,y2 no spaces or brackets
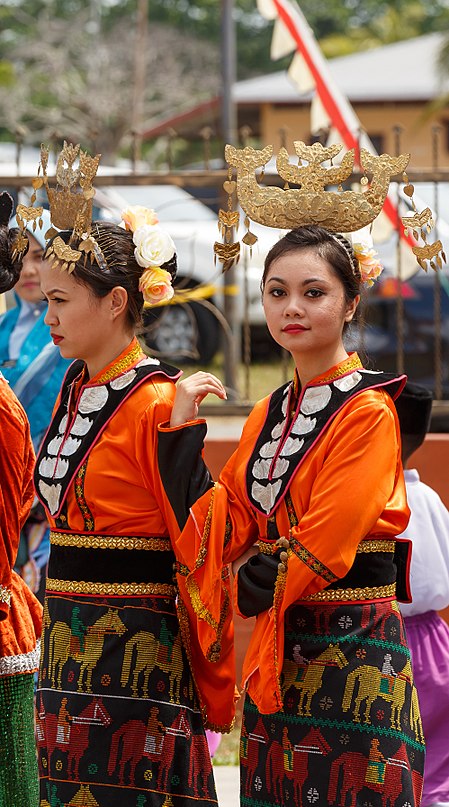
214,168,241,269
46,236,83,274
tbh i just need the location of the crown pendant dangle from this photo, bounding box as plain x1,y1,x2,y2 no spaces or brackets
11,150,46,256
242,215,258,256
401,172,446,272
24,141,103,273
214,167,240,269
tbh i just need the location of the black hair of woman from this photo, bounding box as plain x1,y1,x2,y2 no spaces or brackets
44,222,178,329
0,192,29,294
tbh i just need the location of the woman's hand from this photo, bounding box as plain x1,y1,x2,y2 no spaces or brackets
170,372,227,427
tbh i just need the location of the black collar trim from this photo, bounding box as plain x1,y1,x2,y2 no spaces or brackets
34,357,180,517
245,368,406,517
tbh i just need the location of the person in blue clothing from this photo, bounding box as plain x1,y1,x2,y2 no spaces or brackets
0,208,70,601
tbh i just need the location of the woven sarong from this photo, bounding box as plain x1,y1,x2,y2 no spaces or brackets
38,591,217,806
241,597,425,806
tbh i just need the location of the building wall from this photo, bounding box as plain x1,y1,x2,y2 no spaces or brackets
257,102,449,169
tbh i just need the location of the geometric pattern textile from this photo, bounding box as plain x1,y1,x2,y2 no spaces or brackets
241,598,425,806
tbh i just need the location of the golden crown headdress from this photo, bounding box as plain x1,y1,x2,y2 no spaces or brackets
17,141,102,273
215,140,445,275
15,141,177,304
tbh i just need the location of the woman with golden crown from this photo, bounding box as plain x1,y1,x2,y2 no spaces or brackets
23,144,225,806
156,142,426,805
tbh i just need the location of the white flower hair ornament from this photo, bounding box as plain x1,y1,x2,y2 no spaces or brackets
350,229,383,287
120,205,176,306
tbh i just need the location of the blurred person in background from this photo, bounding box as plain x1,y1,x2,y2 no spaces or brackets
396,382,449,807
0,208,69,601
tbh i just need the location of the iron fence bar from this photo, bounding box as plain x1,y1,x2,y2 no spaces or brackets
242,248,252,403
5,169,449,190
394,126,404,376
432,127,443,401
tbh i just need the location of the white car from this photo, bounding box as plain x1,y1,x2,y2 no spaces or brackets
96,184,274,362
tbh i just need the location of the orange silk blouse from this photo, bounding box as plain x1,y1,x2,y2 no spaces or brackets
161,355,410,721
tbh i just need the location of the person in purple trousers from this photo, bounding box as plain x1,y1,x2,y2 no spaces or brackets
396,382,449,807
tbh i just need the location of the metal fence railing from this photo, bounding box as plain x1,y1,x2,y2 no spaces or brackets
3,155,449,426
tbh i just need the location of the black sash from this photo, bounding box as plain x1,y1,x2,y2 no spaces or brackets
246,368,406,517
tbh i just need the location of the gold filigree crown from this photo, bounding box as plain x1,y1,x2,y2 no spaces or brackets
214,140,445,274
17,141,102,273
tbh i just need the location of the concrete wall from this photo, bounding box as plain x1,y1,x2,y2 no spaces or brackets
204,432,449,507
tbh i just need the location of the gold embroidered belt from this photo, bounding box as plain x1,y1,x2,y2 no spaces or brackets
50,531,172,551
302,582,396,602
47,530,176,597
258,538,395,555
45,578,176,597
258,536,398,601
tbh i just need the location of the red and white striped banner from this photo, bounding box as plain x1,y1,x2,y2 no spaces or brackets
257,0,408,236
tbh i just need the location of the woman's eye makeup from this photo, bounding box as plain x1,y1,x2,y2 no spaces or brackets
305,288,325,297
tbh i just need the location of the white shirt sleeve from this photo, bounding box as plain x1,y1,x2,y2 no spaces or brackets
399,468,449,616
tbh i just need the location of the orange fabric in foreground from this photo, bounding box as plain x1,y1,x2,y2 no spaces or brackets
0,375,42,660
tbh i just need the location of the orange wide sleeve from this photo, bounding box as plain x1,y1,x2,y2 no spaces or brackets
138,392,241,730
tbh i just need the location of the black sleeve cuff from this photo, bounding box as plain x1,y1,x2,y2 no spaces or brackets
236,552,280,617
158,422,213,530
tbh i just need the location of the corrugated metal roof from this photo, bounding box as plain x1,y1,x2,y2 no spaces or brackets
233,32,449,104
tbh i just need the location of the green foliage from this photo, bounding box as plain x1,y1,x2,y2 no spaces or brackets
0,60,15,87
2,0,449,158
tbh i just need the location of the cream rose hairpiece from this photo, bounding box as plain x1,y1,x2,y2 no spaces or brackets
121,205,176,305
332,229,384,287
352,240,383,287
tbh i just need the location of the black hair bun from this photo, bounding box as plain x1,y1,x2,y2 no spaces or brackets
0,191,14,227
161,251,177,282
0,191,29,293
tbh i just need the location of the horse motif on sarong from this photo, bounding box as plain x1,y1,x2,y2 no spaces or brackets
328,740,424,807
342,658,414,730
265,727,331,806
120,630,190,701
47,608,126,692
108,709,211,798
281,643,348,716
37,697,111,781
